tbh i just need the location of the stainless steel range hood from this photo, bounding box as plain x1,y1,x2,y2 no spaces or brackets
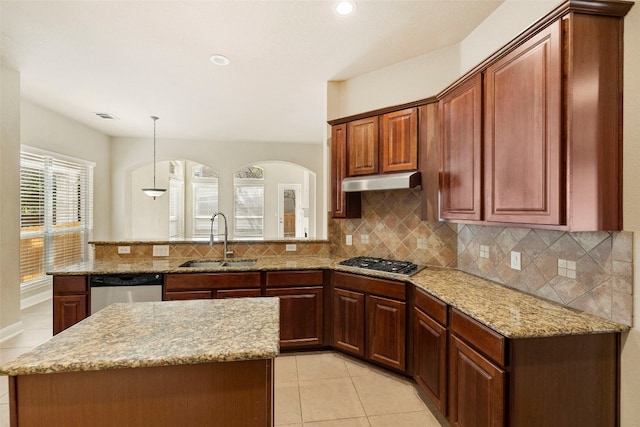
341,171,421,192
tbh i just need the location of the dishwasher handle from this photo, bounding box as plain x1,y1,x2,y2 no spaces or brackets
90,273,163,287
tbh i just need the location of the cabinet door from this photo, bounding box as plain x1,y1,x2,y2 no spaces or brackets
449,334,505,427
347,117,379,176
53,295,87,335
331,124,361,218
413,308,447,414
366,295,406,372
332,288,365,357
484,21,562,225
381,107,418,173
439,74,483,221
266,287,323,349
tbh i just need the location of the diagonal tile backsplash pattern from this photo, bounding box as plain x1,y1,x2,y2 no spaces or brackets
457,225,633,325
330,190,458,268
330,190,633,326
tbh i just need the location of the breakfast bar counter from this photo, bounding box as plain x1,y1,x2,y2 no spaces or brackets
0,298,280,427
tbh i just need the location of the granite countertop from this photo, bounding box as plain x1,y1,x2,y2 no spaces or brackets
0,297,280,376
46,255,628,340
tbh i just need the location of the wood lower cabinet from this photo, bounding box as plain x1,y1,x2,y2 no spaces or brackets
448,308,619,427
449,334,505,427
333,288,366,357
53,275,88,335
332,272,406,372
265,270,325,349
366,295,406,371
413,287,448,414
164,272,261,300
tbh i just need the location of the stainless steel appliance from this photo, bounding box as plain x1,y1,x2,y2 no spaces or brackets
338,256,421,276
90,273,163,314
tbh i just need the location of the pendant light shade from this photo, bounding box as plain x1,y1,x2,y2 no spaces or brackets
142,116,166,199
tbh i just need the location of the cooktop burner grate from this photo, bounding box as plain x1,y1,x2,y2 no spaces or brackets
338,256,419,275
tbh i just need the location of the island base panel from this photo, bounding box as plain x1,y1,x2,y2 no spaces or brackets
10,359,274,427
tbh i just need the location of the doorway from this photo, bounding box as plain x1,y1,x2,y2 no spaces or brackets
278,184,302,238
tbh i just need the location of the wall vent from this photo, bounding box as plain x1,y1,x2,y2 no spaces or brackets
94,112,119,120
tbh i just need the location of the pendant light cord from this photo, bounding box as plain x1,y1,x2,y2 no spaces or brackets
151,115,159,188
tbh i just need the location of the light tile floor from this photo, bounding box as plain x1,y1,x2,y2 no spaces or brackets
0,300,449,427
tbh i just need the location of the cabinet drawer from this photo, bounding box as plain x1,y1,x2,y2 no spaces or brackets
333,272,405,301
165,273,261,291
266,270,324,287
450,308,506,366
165,290,213,300
217,288,262,299
414,287,447,326
54,275,88,294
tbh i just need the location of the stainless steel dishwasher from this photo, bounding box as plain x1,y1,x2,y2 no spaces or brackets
90,273,163,314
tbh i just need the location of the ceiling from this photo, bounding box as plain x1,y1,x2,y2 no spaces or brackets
1,0,503,144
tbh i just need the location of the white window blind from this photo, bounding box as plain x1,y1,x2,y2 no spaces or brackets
169,178,184,239
20,150,94,287
233,166,264,239
234,184,264,239
192,165,219,237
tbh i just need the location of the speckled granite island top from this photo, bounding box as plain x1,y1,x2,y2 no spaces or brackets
0,297,280,376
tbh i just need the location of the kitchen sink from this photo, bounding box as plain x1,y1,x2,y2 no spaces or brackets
179,260,257,268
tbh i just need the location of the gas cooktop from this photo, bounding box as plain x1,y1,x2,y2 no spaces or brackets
338,256,421,276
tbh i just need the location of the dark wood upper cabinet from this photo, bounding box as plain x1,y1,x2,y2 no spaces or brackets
484,21,563,225
331,123,361,218
347,116,379,176
439,74,483,221
380,107,418,173
436,2,628,231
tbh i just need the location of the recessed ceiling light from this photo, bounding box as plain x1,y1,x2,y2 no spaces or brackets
209,54,230,66
334,0,356,16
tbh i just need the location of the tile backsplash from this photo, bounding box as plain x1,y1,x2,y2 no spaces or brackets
457,225,633,325
330,190,458,268
330,190,633,326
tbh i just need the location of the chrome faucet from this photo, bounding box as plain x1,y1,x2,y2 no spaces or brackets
210,212,232,261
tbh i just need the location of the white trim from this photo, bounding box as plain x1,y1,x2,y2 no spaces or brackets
0,321,24,343
21,285,53,310
21,144,96,167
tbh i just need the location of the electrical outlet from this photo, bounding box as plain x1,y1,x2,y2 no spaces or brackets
152,245,170,257
285,244,297,252
117,246,131,254
510,251,521,270
361,234,369,244
346,235,353,245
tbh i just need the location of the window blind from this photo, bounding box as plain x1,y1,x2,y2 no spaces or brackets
234,184,264,239
193,182,218,236
20,149,93,286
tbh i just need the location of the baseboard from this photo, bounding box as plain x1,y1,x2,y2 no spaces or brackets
0,320,24,343
21,280,52,309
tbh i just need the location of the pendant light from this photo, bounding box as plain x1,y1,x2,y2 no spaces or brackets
142,116,166,199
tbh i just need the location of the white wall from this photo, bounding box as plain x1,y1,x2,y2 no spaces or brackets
110,137,324,240
329,0,640,425
0,65,22,337
621,2,640,425
20,100,112,241
327,44,460,120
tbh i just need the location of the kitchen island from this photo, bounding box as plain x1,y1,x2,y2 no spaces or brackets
0,297,280,427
